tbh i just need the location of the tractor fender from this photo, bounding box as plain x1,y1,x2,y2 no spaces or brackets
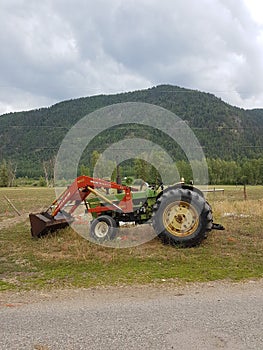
155,183,204,202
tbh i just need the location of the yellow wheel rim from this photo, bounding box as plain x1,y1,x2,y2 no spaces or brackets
162,201,199,237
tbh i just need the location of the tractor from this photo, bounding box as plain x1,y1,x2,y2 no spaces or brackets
29,175,224,247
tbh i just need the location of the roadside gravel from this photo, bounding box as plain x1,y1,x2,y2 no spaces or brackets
0,279,263,349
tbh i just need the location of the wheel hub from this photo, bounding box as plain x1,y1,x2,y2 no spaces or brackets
162,201,199,237
94,221,109,238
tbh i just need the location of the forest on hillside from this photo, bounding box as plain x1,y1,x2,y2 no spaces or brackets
1,154,262,186
0,85,262,185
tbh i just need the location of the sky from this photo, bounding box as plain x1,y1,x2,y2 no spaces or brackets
1,0,263,115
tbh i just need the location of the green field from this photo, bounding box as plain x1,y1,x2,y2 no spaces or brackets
0,186,262,291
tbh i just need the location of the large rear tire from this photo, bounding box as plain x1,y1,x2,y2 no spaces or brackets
152,188,212,247
90,215,118,242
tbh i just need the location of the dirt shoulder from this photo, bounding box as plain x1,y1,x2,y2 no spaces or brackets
1,278,262,308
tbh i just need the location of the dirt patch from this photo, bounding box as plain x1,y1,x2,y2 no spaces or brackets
0,213,29,230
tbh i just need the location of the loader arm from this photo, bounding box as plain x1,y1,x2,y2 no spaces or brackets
51,175,133,217
29,176,133,237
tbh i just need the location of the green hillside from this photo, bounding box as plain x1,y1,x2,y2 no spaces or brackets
0,85,262,178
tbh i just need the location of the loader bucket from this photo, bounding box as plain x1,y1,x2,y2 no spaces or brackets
29,212,73,238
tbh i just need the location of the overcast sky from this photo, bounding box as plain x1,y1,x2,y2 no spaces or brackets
1,0,263,115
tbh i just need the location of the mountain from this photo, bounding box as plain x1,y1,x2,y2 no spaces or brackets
0,84,262,177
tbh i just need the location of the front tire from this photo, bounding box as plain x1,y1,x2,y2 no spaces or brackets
90,215,118,241
152,188,212,247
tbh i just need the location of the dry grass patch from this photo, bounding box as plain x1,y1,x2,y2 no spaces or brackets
0,186,262,291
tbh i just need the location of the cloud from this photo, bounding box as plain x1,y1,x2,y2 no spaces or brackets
1,0,263,114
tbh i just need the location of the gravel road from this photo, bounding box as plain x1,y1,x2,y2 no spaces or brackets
0,280,263,350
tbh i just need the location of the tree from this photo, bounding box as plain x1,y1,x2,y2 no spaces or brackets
0,160,17,187
8,161,17,187
38,176,47,187
134,159,149,182
0,160,9,187
43,157,55,187
80,164,90,176
176,160,192,183
91,151,100,170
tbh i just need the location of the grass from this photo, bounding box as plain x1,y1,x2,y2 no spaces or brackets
0,187,55,222
0,185,263,291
